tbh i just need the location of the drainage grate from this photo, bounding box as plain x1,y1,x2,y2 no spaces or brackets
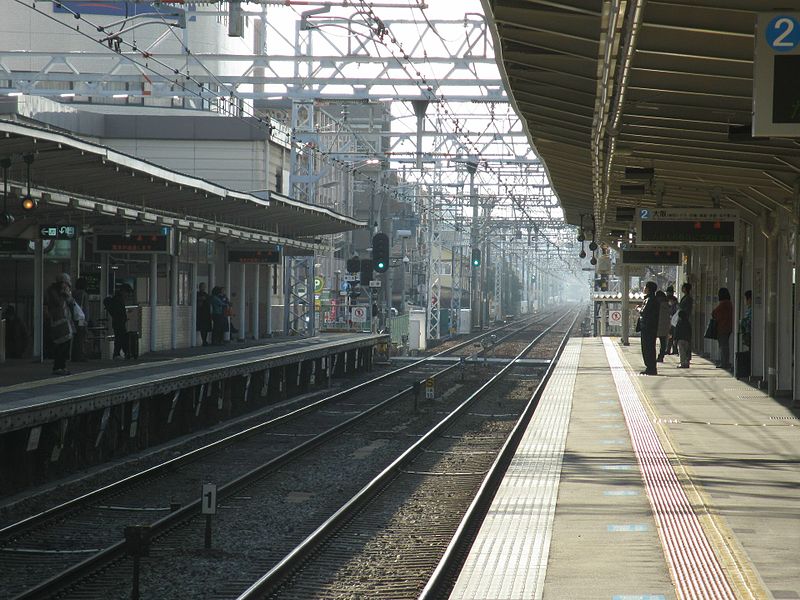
768,416,800,421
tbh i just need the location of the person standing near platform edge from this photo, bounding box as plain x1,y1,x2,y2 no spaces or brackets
639,281,660,375
46,273,74,375
196,282,212,346
712,287,733,369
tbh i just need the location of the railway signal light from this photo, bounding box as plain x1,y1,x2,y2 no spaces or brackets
21,194,37,211
346,256,360,273
372,233,389,273
359,258,373,286
471,248,481,267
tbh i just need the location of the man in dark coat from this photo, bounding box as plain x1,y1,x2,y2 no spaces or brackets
639,281,659,375
196,282,212,346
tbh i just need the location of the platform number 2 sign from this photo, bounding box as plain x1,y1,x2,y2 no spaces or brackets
766,15,800,52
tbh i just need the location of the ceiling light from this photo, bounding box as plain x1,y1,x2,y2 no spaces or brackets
7,92,23,97
112,93,129,99
59,92,76,98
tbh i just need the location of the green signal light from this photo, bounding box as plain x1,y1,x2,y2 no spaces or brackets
472,259,479,266
377,261,385,269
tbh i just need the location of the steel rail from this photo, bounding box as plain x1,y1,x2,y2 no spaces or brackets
418,307,583,599
7,312,555,600
1,313,535,541
235,309,578,599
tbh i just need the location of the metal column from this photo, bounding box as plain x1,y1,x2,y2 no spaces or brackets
190,261,198,348
265,265,273,336
170,254,178,350
284,255,315,336
252,264,261,340
33,240,43,360
149,254,158,352
238,263,246,341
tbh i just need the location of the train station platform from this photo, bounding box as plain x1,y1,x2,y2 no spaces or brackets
0,333,385,435
0,332,386,493
450,337,799,600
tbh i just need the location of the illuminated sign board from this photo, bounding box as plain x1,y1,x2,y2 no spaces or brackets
227,249,281,264
95,234,170,253
753,12,800,136
39,224,78,240
635,208,737,246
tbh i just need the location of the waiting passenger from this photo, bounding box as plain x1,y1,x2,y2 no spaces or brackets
674,310,692,369
740,290,752,349
711,287,733,370
104,285,132,360
638,281,659,376
46,273,74,375
678,282,693,363
655,290,671,363
72,277,89,362
210,286,230,345
196,282,212,346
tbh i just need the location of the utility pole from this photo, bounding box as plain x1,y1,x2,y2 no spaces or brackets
467,158,479,330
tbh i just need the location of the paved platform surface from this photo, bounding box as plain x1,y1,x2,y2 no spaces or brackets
0,333,385,434
451,337,799,600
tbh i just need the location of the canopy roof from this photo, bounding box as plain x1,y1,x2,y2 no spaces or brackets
483,1,800,238
0,119,364,246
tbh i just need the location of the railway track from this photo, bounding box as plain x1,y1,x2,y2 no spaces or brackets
235,308,581,600
0,310,566,599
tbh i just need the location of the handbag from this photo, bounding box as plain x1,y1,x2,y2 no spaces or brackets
704,318,717,340
51,317,72,344
670,312,680,327
72,302,86,327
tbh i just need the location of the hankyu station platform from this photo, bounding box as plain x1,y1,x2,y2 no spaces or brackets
449,337,798,600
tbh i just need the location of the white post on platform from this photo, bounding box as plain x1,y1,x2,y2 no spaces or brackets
252,264,260,340
33,240,43,361
170,254,178,350
265,264,273,337
150,254,158,352
238,262,246,341
621,265,630,346
190,262,198,348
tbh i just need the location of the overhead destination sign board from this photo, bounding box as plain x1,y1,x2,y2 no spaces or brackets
753,12,800,137
227,249,281,264
635,208,738,246
95,234,170,254
621,248,681,265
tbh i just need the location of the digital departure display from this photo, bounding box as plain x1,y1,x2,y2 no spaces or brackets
95,234,170,253
622,249,681,265
773,55,800,123
640,220,736,244
228,249,281,264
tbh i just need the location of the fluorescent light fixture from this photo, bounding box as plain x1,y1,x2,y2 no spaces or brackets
7,92,23,97
265,95,283,100
59,92,76,98
112,93,129,99
365,158,380,165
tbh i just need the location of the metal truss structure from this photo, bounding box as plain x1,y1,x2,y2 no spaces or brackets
2,1,589,337
283,255,315,337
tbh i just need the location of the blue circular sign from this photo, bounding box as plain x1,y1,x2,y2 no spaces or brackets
766,15,800,52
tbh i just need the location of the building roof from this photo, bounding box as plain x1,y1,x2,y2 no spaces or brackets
0,119,364,247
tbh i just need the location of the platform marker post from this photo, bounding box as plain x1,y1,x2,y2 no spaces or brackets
201,483,217,550
124,525,151,600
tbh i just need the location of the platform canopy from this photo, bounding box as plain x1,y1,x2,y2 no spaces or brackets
0,119,365,248
482,1,800,240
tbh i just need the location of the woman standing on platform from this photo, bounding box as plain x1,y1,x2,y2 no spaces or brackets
712,287,733,369
196,282,212,346
46,273,74,376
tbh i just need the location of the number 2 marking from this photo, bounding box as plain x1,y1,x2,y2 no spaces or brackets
773,17,795,47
